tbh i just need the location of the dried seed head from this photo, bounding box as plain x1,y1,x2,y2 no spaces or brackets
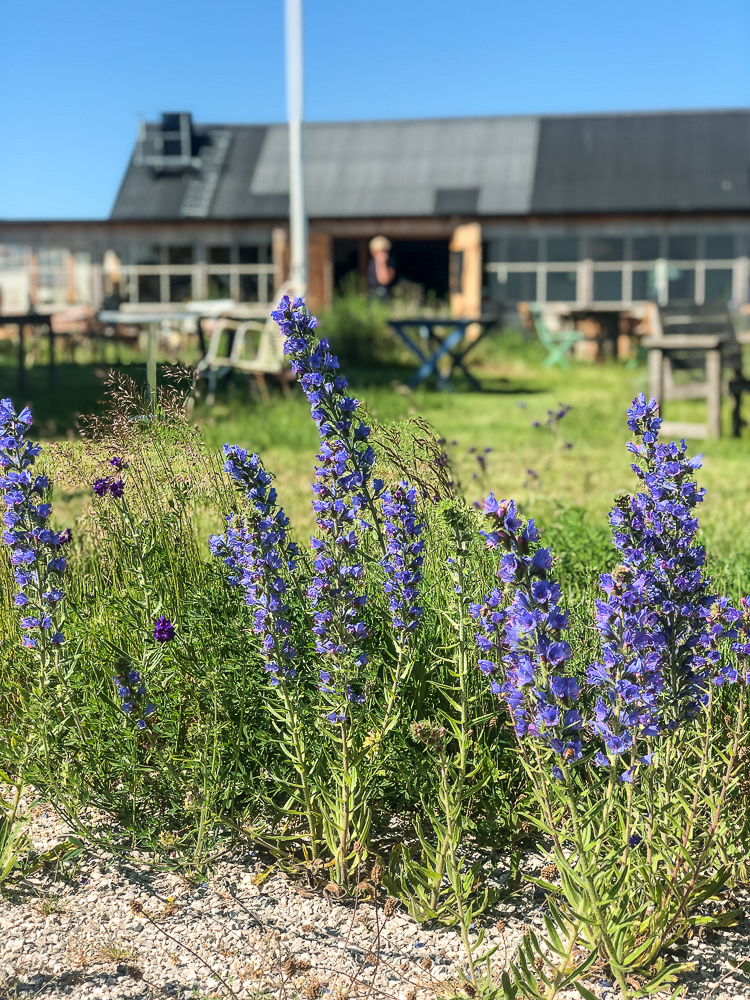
364,952,378,965
540,863,559,881
370,864,383,886
383,896,399,917
495,919,505,933
129,900,144,915
304,975,323,1000
420,956,432,970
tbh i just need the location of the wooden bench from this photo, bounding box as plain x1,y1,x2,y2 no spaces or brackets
643,302,746,438
196,313,294,404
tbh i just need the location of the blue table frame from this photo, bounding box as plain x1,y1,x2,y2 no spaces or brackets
388,318,498,390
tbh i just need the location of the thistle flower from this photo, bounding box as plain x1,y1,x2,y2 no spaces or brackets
153,616,175,643
380,481,425,644
471,496,581,764
272,297,383,720
210,446,299,685
0,398,70,652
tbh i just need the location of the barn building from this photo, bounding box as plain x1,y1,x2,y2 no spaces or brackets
1,108,749,321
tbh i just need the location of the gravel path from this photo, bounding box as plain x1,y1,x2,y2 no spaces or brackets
2,806,750,1000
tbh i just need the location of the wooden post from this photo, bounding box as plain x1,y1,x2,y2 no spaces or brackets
147,322,157,407
17,323,25,392
648,347,663,407
706,349,721,438
449,223,482,319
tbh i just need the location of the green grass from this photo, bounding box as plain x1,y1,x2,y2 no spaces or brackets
5,330,750,571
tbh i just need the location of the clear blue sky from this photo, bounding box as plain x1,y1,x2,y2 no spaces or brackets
1,0,748,220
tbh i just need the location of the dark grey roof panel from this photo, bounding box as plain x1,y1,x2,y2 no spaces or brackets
209,126,269,217
531,111,750,214
110,156,192,219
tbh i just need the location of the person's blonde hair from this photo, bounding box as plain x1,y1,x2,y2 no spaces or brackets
369,235,391,253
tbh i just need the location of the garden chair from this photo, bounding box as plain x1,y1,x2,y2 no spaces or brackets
519,302,582,368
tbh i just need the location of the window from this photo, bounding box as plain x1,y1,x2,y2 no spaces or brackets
668,268,695,303
240,275,259,301
507,237,538,262
668,236,697,260
506,272,537,302
591,237,624,262
138,275,161,302
705,236,734,260
547,237,578,262
208,274,231,299
136,245,162,266
208,246,231,264
168,246,193,265
239,245,260,264
593,271,622,301
547,271,577,301
633,237,660,261
704,269,733,302
632,270,656,301
170,275,192,302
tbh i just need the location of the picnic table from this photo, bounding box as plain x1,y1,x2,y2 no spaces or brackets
387,317,499,390
0,313,54,389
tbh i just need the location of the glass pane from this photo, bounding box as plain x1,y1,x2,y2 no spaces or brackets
593,271,622,301
547,271,577,301
240,274,259,302
668,268,695,302
138,275,160,302
136,245,162,265
209,246,231,265
208,274,231,299
169,275,192,302
507,237,538,262
547,237,578,262
668,236,697,260
506,271,537,302
705,236,734,260
591,237,624,262
633,237,660,261
704,269,733,302
632,270,656,300
168,246,193,265
239,245,260,264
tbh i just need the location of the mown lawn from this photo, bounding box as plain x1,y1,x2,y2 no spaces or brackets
4,331,750,574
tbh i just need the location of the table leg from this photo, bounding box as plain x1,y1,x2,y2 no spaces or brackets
706,349,721,438
18,323,25,393
648,348,663,411
147,322,157,406
48,324,55,385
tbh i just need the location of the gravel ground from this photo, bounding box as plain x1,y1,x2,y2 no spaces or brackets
2,806,750,1000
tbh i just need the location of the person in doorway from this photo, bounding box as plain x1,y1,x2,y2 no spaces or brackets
367,236,396,298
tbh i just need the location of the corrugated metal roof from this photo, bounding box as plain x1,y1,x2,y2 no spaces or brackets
110,110,750,221
531,110,750,213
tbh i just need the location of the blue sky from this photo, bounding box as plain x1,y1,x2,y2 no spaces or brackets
1,0,748,219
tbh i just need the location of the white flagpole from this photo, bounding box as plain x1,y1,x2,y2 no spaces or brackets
285,0,307,295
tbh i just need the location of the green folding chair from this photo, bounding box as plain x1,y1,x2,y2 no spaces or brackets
526,302,582,368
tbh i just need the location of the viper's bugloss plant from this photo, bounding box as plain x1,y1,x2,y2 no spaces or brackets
471,497,581,771
380,480,425,644
0,398,70,654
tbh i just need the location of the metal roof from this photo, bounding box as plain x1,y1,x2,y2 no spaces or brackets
110,110,750,221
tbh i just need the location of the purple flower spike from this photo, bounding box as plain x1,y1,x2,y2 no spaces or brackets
153,616,176,643
0,398,68,653
109,479,125,498
380,481,425,644
93,477,111,497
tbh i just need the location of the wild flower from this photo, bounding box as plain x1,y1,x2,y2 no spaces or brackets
589,394,730,772
380,481,425,644
210,446,299,686
93,476,126,498
0,399,69,652
153,616,175,643
113,667,155,729
272,296,385,720
470,496,581,769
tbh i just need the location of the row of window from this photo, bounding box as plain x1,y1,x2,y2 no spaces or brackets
128,245,272,266
484,234,742,264
485,268,734,304
133,273,268,304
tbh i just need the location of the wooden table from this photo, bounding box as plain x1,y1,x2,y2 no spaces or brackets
0,313,54,390
387,317,498,391
644,334,723,439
